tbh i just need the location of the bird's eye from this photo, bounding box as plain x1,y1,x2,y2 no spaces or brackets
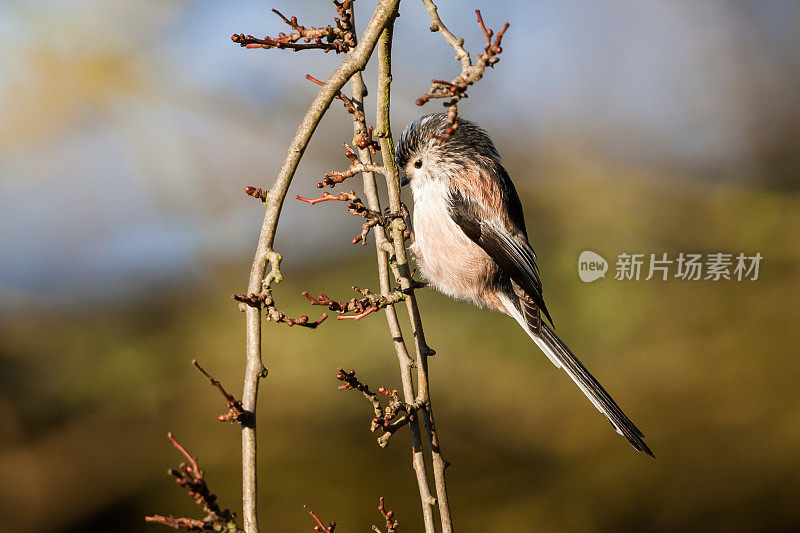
414,159,422,169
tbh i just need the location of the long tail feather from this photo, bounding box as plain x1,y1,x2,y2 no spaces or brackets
499,292,654,457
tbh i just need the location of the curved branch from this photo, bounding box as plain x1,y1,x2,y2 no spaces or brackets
238,2,402,532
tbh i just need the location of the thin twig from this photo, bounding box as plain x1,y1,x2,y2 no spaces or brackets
296,190,403,245
232,292,328,328
336,367,414,446
303,505,337,532
303,285,406,321
372,497,399,532
192,359,247,423
305,75,381,153
146,433,242,532
316,143,385,188
417,4,509,139
232,3,356,54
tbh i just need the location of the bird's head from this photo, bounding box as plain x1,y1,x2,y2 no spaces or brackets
395,113,500,188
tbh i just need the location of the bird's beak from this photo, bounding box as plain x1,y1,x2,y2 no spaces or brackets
400,172,409,186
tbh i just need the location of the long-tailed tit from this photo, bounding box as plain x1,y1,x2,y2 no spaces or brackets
396,113,653,457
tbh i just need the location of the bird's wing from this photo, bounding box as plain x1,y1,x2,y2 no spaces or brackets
447,166,653,456
447,186,553,325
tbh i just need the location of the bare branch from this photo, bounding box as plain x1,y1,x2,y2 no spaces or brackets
232,292,328,328
334,13,437,528
231,3,356,54
336,367,384,418
417,5,509,139
336,367,414,446
145,516,207,530
372,497,399,533
146,433,242,532
295,190,400,245
377,16,453,532
305,74,358,116
192,359,247,424
303,285,406,321
303,505,337,532
315,143,385,188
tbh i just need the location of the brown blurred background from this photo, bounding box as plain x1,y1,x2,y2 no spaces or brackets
2,0,800,531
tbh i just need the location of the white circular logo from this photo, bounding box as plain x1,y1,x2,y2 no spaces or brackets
578,251,608,282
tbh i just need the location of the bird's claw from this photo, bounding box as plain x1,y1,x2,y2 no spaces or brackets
401,280,429,295
383,204,414,241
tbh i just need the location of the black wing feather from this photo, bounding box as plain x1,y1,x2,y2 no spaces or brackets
448,188,554,326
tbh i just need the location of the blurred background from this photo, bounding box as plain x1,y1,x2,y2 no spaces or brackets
2,0,799,531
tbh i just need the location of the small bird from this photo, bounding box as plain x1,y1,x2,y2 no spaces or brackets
396,113,653,457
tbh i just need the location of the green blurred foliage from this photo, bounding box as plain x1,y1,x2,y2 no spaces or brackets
2,166,798,532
